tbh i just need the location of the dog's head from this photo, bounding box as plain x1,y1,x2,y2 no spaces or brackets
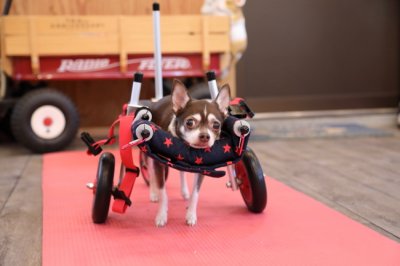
171,79,230,149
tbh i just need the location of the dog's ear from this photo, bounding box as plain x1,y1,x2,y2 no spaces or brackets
172,79,191,112
215,84,231,115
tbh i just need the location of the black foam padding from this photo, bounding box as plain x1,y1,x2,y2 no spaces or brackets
132,116,250,177
206,71,216,81
133,72,143,82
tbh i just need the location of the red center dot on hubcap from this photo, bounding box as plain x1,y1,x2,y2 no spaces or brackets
43,117,53,127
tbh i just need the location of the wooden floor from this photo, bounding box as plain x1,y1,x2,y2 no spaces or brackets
0,112,399,265
251,134,400,242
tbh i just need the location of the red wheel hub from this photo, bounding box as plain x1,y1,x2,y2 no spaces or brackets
235,161,253,204
43,117,53,127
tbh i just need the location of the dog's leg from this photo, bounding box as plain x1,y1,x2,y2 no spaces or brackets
180,171,190,200
155,186,168,227
154,161,168,227
186,174,204,226
147,158,159,202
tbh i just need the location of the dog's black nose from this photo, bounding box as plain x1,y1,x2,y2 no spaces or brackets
199,133,210,143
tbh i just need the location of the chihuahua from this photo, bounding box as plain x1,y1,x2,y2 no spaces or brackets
144,79,230,226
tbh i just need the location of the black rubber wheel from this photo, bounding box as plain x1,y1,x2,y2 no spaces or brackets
235,147,267,213
10,89,79,153
92,152,115,224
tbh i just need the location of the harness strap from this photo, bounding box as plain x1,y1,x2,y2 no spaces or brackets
112,114,139,214
111,188,132,206
90,117,120,150
84,104,130,154
83,109,139,213
236,134,246,156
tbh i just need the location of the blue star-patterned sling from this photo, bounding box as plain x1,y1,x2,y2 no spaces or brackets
131,115,250,177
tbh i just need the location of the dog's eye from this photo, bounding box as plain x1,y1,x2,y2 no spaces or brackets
186,119,195,129
212,121,221,130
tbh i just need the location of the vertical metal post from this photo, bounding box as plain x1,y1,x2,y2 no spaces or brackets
226,164,239,191
206,70,238,190
206,71,219,100
127,72,143,114
152,2,163,100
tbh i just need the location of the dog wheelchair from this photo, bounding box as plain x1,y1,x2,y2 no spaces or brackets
81,3,266,224
82,71,267,224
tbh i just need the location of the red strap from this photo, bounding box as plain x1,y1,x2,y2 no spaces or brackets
118,115,135,169
112,170,137,213
88,108,139,213
112,114,139,213
87,117,121,153
230,97,244,105
235,135,245,156
121,138,146,150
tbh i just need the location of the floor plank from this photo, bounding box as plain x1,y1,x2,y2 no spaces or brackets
0,156,42,266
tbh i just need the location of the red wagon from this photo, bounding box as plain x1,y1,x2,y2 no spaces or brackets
0,12,231,152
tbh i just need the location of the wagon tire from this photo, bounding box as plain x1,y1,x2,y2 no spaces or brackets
396,106,400,129
10,89,79,153
235,147,267,213
0,70,7,98
92,152,115,224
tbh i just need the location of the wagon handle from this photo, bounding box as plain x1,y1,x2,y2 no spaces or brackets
127,72,144,113
153,2,163,100
2,0,12,15
206,71,219,100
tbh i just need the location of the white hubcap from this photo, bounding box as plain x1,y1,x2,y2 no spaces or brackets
30,105,66,139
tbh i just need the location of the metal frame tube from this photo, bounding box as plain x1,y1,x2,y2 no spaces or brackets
2,0,13,15
226,165,239,191
206,71,239,190
152,2,163,100
206,71,219,99
127,72,143,113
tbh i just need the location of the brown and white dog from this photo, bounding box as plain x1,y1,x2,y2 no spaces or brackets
144,79,230,226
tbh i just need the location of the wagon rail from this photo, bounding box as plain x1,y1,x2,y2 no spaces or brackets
1,15,231,80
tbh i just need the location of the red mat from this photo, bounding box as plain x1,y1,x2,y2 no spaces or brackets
43,151,400,265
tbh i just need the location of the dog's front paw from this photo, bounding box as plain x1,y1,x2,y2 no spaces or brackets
185,211,197,226
155,212,168,227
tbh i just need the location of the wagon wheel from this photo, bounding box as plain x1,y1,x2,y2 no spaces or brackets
0,71,6,99
397,103,400,128
92,152,115,224
235,147,267,213
10,89,79,153
0,71,13,139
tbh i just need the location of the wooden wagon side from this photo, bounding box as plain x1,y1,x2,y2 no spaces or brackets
1,15,231,77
